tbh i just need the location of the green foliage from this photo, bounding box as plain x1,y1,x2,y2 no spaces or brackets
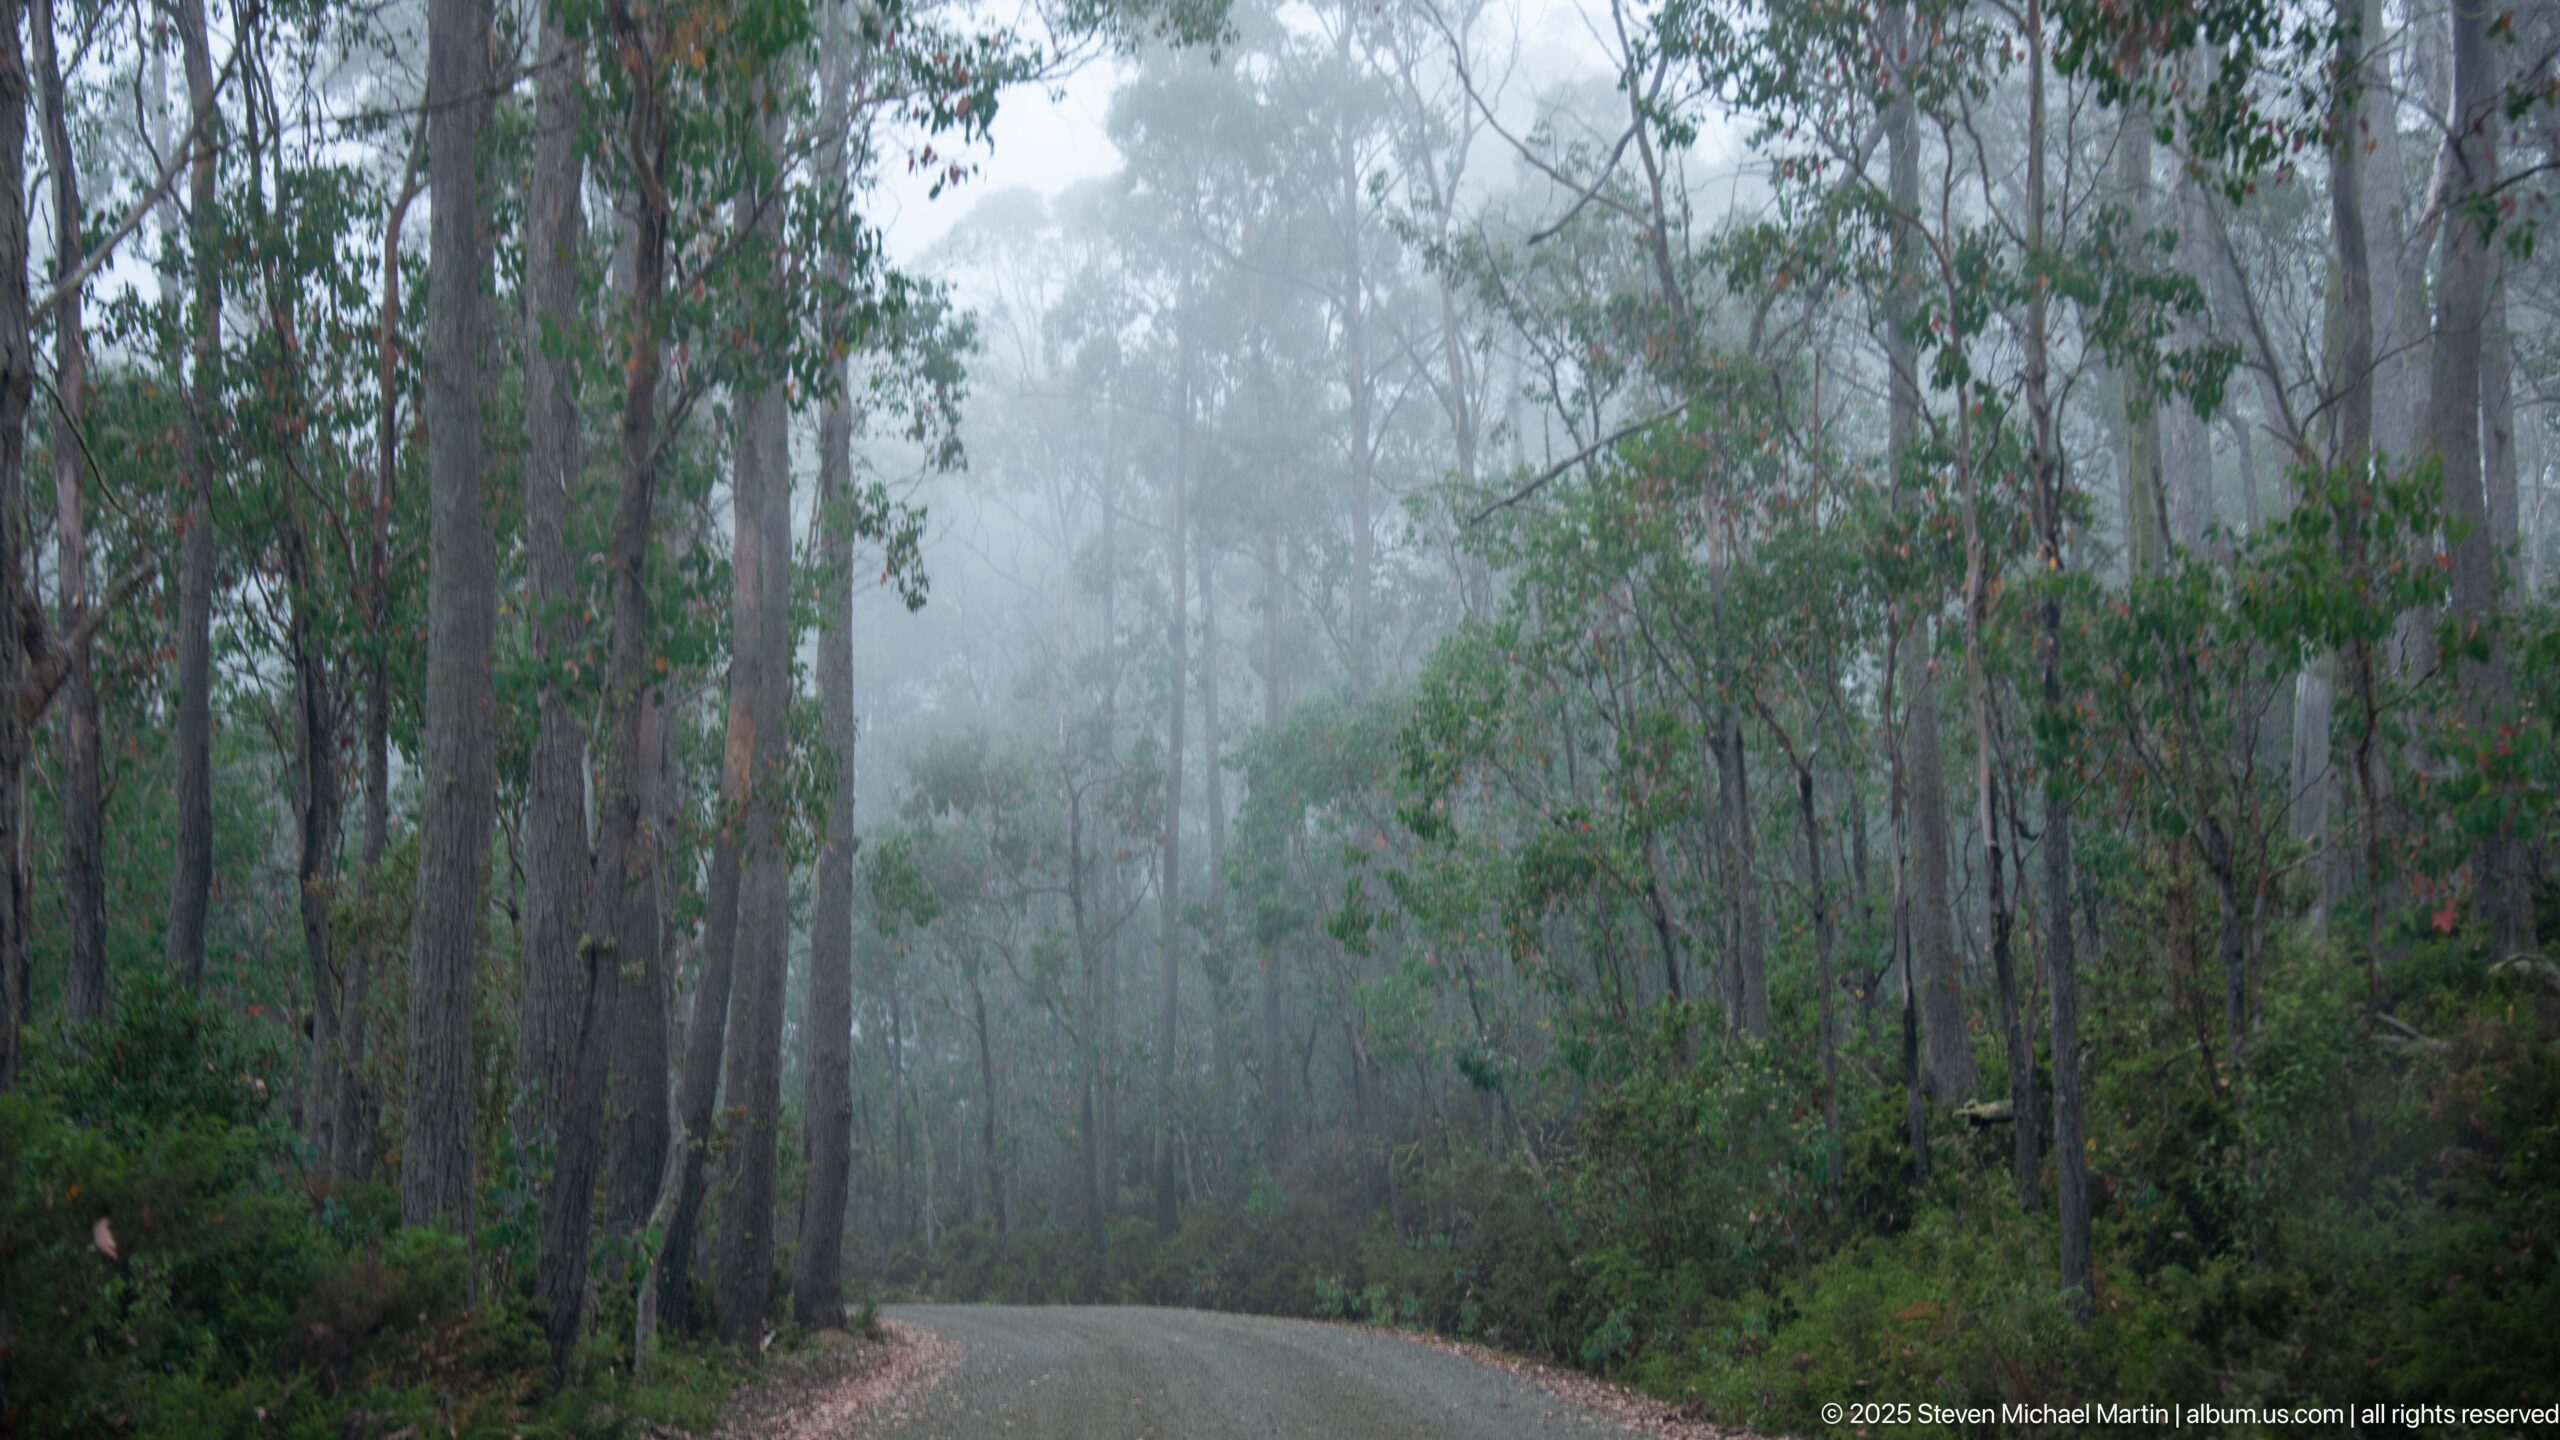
2,976,749,1438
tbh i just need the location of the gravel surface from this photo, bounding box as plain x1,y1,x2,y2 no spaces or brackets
836,1304,1751,1440
706,1321,956,1440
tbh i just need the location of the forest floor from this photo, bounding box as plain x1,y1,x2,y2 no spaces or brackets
691,1319,956,1440
703,1304,1755,1439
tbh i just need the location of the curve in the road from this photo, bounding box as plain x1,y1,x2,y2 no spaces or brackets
862,1304,1696,1440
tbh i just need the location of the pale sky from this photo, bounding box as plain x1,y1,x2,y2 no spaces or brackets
873,0,1636,267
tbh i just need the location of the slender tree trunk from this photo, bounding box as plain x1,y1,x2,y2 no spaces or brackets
2025,0,2092,1315
1717,709,1768,1034
712,246,796,1346
2427,0,2533,955
2117,109,2169,575
341,144,421,1183
400,0,498,1233
1796,767,1840,1195
2324,0,2392,987
634,30,732,1329
602,186,675,1237
166,0,220,992
972,972,1007,1235
2374,0,2430,470
251,135,350,1173
1095,407,1122,1220
1153,354,1191,1238
1199,527,1232,1124
2483,257,2517,555
794,362,859,1327
1070,788,1107,1254
31,0,103,1026
1257,531,1289,1160
1885,0,1975,1105
0,9,37,1420
605,686,670,1227
1341,130,1375,699
521,9,607,1375
518,0,593,1159
1963,396,2038,1210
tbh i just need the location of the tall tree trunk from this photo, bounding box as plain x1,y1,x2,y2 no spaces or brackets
972,971,1007,1234
2324,0,2393,989
518,0,593,1157
1097,410,1122,1220
1070,787,1107,1253
2427,0,2532,955
794,363,859,1327
2024,0,2091,1315
712,320,795,1346
1200,532,1237,1125
2374,0,2430,470
1963,385,2038,1210
31,0,102,1025
522,8,605,1376
2117,109,2169,575
1153,357,1191,1238
245,89,351,1172
1884,0,1974,1105
1340,124,1375,699
1795,765,1840,1194
2482,258,2517,555
341,142,422,1183
601,191,675,1236
400,0,498,1233
0,9,36,1421
605,685,670,1227
1716,710,1767,1034
1257,531,1289,1160
166,0,220,992
628,17,732,1326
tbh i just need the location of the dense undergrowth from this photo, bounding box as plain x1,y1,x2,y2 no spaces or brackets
898,920,2559,1436
0,977,747,1440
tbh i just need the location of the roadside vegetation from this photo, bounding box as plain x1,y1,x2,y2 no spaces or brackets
1,0,2555,1432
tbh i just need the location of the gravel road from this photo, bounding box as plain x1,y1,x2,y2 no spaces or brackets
859,1304,1692,1439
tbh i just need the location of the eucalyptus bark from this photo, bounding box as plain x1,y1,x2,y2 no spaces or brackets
1,0,44,1091
166,0,220,992
521,9,604,1375
604,687,671,1228
399,0,499,1233
0,11,36,1421
1885,0,1974,1106
601,189,675,1238
2325,0,2390,985
711,356,795,1346
2426,0,2532,955
630,15,733,1325
518,1,594,1152
31,0,103,1025
794,382,859,1326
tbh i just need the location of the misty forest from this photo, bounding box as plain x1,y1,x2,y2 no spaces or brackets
1,0,2557,1431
